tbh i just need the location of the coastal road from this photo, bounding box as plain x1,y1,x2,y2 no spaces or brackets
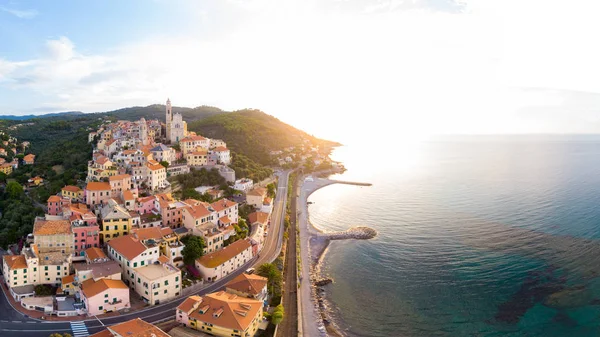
253,170,290,267
0,170,292,337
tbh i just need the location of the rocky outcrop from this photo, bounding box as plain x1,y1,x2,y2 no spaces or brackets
315,278,333,287
318,226,377,240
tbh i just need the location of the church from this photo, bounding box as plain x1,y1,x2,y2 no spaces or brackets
165,98,187,144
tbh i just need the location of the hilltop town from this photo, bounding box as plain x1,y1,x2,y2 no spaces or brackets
0,100,301,337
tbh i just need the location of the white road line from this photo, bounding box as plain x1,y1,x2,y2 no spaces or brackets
70,321,89,337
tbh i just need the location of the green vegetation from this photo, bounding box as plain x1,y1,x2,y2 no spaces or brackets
238,204,256,222
181,235,206,265
49,333,73,337
188,109,338,180
224,219,249,246
159,160,169,168
271,304,285,325
267,182,276,198
257,262,283,305
176,167,227,190
0,181,44,248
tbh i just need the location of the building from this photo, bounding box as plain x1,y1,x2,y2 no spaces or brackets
180,135,210,154
100,199,133,243
62,185,84,201
210,139,227,149
47,195,65,216
0,163,13,174
85,247,108,264
80,278,130,316
225,273,269,303
74,260,121,283
88,318,170,337
23,154,35,165
131,227,184,267
233,179,254,193
211,199,239,224
109,174,134,198
211,146,231,165
176,291,263,337
246,187,267,209
145,160,167,190
72,221,101,258
33,218,74,255
165,99,186,144
85,182,112,208
107,235,160,288
186,149,208,167
195,239,253,282
134,261,181,305
150,144,175,164
166,163,190,177
155,193,187,227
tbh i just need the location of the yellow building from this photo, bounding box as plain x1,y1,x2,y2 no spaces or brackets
0,163,13,175
186,150,208,167
100,199,133,243
61,185,84,200
33,218,74,255
176,291,264,337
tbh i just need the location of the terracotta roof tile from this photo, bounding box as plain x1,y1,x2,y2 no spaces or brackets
197,239,251,268
86,182,111,191
81,278,128,298
62,185,82,193
89,318,170,337
248,211,269,225
225,273,268,296
187,291,262,331
85,247,106,261
3,255,27,270
107,235,147,260
33,219,72,235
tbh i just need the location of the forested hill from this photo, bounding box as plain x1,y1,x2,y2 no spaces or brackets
102,104,225,121
188,109,340,166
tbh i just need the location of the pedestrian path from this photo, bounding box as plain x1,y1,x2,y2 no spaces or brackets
70,321,89,337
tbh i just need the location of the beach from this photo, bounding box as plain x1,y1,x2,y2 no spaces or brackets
297,175,376,337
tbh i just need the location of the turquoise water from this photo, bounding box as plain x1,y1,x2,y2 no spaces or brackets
308,136,600,337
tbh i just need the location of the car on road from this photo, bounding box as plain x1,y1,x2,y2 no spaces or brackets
246,268,255,274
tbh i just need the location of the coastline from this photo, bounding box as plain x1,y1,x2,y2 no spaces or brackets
298,175,376,337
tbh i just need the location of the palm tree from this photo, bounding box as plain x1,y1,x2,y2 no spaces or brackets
257,263,282,295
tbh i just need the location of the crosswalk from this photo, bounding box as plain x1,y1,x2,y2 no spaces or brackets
70,321,90,337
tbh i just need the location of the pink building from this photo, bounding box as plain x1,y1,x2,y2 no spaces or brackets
47,195,62,216
109,174,134,198
47,196,71,216
72,223,100,257
155,193,185,228
80,278,130,316
85,182,112,208
135,196,156,214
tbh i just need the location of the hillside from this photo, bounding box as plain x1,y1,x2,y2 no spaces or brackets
102,104,225,122
188,109,339,166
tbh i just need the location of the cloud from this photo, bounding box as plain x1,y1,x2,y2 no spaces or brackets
0,6,38,19
0,0,599,139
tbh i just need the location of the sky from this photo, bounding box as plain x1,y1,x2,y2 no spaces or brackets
0,0,599,143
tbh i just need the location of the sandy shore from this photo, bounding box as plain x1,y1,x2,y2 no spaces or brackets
298,176,376,337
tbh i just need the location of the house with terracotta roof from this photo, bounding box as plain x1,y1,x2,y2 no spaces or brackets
74,260,121,284
61,274,78,295
85,181,112,208
225,273,268,303
210,138,227,149
87,156,117,181
27,176,44,186
185,149,208,167
144,160,168,190
131,227,184,267
210,146,231,165
47,195,70,216
246,187,267,209
195,239,253,282
33,218,74,255
150,144,176,164
176,291,263,337
23,153,35,165
180,135,210,154
0,163,13,175
210,199,239,224
109,174,135,199
61,185,84,201
107,235,160,288
80,278,130,316
155,193,187,227
89,318,170,337
85,247,108,264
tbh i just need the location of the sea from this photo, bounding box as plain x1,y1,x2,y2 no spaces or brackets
307,135,600,337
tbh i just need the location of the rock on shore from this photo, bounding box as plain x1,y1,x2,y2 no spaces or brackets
318,226,377,240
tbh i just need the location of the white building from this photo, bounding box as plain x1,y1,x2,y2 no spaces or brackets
165,99,186,144
233,178,254,193
107,235,160,289
134,260,181,305
195,239,253,282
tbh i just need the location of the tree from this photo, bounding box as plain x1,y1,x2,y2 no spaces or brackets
6,181,23,199
49,334,72,337
34,284,53,296
181,236,205,265
271,304,284,325
257,263,282,296
159,161,169,168
266,183,276,198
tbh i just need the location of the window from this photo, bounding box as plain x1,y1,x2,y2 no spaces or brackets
165,280,168,286
44,266,48,271
164,289,167,294
13,270,16,275
141,261,145,266
134,262,137,267
57,266,61,270
99,306,103,310
33,267,37,272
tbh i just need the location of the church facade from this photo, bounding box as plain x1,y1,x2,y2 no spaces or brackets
165,99,186,144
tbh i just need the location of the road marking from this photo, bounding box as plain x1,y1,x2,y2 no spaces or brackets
70,321,89,337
